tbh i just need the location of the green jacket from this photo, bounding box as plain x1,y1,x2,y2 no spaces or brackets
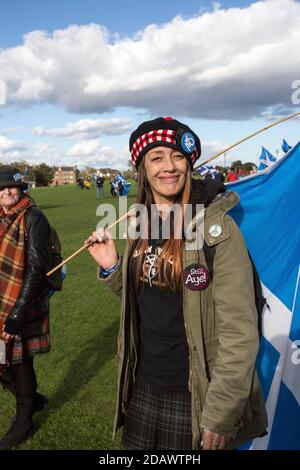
99,190,268,449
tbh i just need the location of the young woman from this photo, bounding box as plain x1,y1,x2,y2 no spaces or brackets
87,117,267,450
0,167,49,450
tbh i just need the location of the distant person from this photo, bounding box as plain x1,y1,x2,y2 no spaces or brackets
21,175,30,193
0,167,50,450
95,171,105,199
84,178,91,190
110,177,117,197
118,179,125,196
204,171,213,180
214,169,225,183
227,167,239,182
77,177,84,189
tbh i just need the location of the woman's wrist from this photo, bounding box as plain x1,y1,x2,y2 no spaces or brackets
99,256,119,278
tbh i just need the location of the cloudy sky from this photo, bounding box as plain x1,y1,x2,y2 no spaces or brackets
0,0,300,169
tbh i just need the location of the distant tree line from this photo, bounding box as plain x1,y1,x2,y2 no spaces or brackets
0,159,258,188
210,161,257,175
230,160,257,173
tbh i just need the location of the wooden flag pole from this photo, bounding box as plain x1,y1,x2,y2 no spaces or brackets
194,111,300,169
46,208,135,277
47,111,300,276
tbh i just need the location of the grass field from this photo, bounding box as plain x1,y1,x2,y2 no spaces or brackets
0,182,137,449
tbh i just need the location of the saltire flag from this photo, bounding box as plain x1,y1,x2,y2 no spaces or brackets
257,162,267,171
197,164,217,177
113,175,131,196
257,146,277,171
282,138,292,154
226,142,300,449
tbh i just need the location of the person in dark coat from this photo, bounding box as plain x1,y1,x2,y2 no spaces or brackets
0,167,50,450
214,169,225,183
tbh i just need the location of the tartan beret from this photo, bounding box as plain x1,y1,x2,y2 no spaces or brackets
129,117,201,169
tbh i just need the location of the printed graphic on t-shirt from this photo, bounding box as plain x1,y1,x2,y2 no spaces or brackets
133,244,173,287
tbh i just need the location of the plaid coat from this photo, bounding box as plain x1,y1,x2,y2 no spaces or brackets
1,206,51,364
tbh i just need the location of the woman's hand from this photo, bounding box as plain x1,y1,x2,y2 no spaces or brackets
1,324,14,342
85,228,119,271
201,429,228,450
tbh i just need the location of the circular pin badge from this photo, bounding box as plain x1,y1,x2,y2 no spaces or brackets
208,224,222,238
182,264,210,291
13,172,22,182
181,132,195,153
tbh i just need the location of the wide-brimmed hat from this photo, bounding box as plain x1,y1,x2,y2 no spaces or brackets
129,116,201,169
0,167,28,190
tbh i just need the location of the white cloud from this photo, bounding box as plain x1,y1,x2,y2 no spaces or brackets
0,135,28,162
29,142,62,165
197,140,231,167
0,133,128,169
0,0,299,119
0,133,231,170
67,138,129,168
0,80,6,105
212,2,222,12
0,127,24,134
0,137,63,165
0,134,25,152
34,117,131,139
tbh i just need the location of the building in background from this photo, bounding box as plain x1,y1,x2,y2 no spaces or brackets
53,166,79,185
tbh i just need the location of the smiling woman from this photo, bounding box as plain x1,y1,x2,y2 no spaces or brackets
86,116,267,450
144,147,188,204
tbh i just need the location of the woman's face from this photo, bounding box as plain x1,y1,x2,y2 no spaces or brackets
144,146,188,205
0,187,21,212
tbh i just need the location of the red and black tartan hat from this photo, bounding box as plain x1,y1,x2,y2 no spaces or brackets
129,117,201,169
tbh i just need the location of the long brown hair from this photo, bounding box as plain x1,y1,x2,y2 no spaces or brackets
132,156,191,290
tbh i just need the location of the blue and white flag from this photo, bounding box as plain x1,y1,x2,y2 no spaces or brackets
257,162,267,171
258,146,277,171
282,138,292,154
227,143,300,450
197,164,217,177
114,175,131,196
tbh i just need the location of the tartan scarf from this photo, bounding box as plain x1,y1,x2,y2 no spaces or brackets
0,196,33,341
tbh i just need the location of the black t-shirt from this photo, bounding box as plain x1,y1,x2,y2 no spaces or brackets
132,239,189,393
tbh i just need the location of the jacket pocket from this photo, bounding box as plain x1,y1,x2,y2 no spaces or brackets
240,376,267,431
204,336,219,382
121,357,133,414
25,294,49,323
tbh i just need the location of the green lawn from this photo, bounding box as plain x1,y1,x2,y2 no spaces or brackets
0,182,137,449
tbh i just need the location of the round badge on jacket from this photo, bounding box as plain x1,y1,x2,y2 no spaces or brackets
182,264,210,291
208,224,222,238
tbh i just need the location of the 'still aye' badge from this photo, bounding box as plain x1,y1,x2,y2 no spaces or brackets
182,264,210,291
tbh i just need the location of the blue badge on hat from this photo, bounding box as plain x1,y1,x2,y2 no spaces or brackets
13,172,22,182
181,132,195,153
